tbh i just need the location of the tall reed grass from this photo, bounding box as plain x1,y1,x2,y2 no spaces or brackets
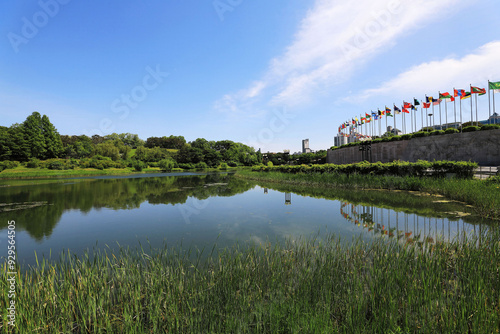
1,231,499,333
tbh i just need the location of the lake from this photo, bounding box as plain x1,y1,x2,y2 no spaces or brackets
0,172,493,267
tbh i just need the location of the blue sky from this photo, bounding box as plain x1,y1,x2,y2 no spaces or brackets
1,0,499,153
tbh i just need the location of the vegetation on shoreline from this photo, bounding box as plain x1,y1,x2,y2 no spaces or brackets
237,169,500,220
2,232,498,333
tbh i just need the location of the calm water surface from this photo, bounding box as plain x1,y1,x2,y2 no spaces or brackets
0,172,493,267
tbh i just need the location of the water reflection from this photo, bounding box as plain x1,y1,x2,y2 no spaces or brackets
340,201,487,245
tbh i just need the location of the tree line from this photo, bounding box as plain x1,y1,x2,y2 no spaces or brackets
0,112,264,169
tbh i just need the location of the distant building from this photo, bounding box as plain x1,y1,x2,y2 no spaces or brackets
480,112,500,125
386,126,402,136
334,134,348,147
302,139,311,153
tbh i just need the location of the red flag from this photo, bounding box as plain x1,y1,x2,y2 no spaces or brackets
402,107,410,113
471,86,486,94
423,102,431,108
403,101,412,109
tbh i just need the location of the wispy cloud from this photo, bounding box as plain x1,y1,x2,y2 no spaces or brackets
215,0,465,113
356,40,500,100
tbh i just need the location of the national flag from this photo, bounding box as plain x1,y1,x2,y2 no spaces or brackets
454,89,465,97
489,81,500,93
439,92,454,102
365,113,371,118
402,107,410,113
374,114,379,120
471,86,486,94
385,107,391,113
461,91,471,100
394,105,401,114
378,109,382,116
414,98,420,106
355,117,359,122
423,102,431,108
403,101,412,109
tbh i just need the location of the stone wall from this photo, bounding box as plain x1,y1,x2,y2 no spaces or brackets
327,129,500,166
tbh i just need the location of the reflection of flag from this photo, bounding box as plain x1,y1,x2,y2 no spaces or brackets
489,81,500,93
439,92,454,102
471,86,486,94
454,89,465,97
461,91,471,100
423,102,431,108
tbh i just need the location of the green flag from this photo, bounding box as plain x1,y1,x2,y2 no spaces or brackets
489,81,500,93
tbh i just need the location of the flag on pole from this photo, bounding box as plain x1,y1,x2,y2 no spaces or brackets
454,89,466,97
423,102,431,108
426,96,440,105
394,105,401,114
414,98,420,106
402,107,410,113
439,92,454,102
385,107,393,116
471,86,486,94
403,101,412,109
489,81,500,93
461,91,471,100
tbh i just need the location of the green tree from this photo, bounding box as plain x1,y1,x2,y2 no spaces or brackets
23,112,46,159
93,143,120,161
41,115,63,159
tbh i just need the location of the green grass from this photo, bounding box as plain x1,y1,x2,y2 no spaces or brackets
1,232,499,333
0,166,164,179
236,170,500,220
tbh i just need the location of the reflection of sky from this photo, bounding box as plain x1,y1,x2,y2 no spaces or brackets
0,183,487,268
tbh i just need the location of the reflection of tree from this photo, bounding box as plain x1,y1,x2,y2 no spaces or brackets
0,174,254,240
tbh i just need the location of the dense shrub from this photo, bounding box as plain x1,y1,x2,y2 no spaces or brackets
159,159,175,172
480,124,500,131
132,160,146,171
400,134,413,140
178,163,195,170
26,158,40,168
0,160,20,172
413,131,430,138
195,161,208,170
462,126,480,132
444,128,459,134
430,130,445,136
257,160,477,179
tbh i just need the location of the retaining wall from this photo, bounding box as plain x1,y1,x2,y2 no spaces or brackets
326,129,500,166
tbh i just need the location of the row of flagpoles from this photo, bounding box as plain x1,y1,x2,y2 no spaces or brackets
338,80,500,139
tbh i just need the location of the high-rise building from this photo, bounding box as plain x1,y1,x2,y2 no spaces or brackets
302,139,311,153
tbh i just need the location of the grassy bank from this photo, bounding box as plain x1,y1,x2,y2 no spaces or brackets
1,233,499,333
0,166,164,179
236,170,500,220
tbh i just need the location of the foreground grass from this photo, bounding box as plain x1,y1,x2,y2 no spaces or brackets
237,170,500,220
1,233,499,333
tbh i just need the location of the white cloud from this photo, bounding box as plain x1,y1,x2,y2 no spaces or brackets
357,40,500,100
215,0,465,112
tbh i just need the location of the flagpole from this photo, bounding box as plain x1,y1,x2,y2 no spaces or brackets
385,108,387,135
494,84,497,122
475,93,479,127
393,104,396,132
488,80,491,125
402,100,406,134
460,95,463,132
438,91,442,130
453,88,457,125
470,84,473,125
421,99,424,131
